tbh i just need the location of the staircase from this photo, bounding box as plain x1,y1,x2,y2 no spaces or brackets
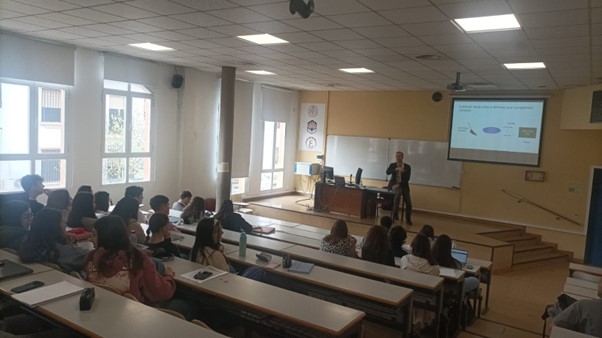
482,228,571,268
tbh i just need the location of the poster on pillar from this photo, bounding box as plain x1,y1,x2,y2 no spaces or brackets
298,103,325,151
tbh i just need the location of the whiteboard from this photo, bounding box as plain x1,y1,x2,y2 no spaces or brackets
325,135,463,188
325,135,389,181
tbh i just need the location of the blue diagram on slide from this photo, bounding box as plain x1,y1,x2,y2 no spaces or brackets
450,101,543,153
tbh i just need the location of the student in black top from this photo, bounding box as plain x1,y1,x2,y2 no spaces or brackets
145,213,180,258
66,192,97,230
19,174,45,215
389,225,408,258
214,199,253,234
94,191,111,214
0,200,32,251
361,225,395,266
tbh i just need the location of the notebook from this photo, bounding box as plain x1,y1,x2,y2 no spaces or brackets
0,260,34,281
288,261,314,274
451,248,469,268
252,226,276,234
11,281,83,307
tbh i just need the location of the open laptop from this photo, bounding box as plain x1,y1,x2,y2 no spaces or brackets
0,259,34,281
451,248,469,268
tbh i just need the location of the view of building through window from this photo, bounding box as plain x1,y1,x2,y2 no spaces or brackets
260,121,286,191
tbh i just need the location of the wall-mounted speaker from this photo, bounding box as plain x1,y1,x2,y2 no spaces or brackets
171,74,184,88
432,92,443,102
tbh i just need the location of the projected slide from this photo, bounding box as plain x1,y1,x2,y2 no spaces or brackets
448,99,545,166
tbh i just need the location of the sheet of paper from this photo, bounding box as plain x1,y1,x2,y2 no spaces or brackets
12,281,83,307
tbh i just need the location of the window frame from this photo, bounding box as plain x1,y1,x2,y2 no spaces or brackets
101,82,155,185
260,120,286,192
0,78,69,192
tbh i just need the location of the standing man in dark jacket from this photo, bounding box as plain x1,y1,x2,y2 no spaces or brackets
386,151,412,225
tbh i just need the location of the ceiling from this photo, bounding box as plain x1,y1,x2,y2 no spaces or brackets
0,0,600,92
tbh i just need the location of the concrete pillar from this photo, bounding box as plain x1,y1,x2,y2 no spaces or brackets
216,66,235,210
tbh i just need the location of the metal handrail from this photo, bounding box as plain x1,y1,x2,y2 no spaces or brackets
502,189,581,226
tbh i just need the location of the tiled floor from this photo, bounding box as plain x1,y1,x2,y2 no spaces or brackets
248,194,568,338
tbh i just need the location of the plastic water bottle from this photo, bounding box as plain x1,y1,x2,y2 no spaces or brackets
239,231,247,257
129,230,137,246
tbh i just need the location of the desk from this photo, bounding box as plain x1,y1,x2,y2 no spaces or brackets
563,284,599,299
569,263,602,277
565,277,599,290
227,247,413,336
0,250,54,275
550,326,597,338
221,229,296,253
0,269,223,338
314,183,366,218
164,257,366,337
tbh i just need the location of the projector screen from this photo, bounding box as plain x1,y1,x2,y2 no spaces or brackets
448,98,545,166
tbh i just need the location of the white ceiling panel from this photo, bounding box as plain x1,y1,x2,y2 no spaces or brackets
351,25,409,39
93,3,158,20
207,7,274,24
313,0,371,15
524,24,589,40
401,21,461,36
9,0,76,12
109,20,164,33
170,12,229,27
328,12,391,28
63,8,124,22
127,0,193,15
507,0,588,14
517,9,589,29
381,6,448,24
437,0,512,18
138,16,195,30
170,0,238,11
243,21,299,33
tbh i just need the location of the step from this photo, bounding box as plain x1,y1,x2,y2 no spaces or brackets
513,243,556,253
499,234,540,246
481,228,524,239
513,251,570,266
513,245,555,261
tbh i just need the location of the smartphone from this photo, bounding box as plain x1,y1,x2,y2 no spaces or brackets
193,271,213,280
11,281,44,293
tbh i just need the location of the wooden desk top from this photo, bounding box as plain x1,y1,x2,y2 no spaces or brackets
221,230,295,252
565,277,599,290
226,247,412,307
239,213,274,227
164,258,366,336
0,250,53,275
278,227,325,240
294,224,330,234
263,231,322,249
569,263,602,277
563,284,600,299
550,326,597,338
0,270,223,338
265,218,300,227
282,245,443,290
170,231,196,249
175,223,197,234
467,258,493,270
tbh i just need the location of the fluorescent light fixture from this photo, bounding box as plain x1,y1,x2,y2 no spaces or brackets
453,14,520,33
339,67,374,74
129,42,174,51
237,34,288,45
246,70,276,75
503,62,546,70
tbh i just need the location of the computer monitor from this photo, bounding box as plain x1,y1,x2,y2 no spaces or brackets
321,166,334,182
355,168,363,185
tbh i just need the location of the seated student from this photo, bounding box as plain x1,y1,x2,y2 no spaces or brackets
94,191,111,216
190,218,229,271
380,216,394,231
419,224,436,248
149,195,179,231
85,216,193,320
389,225,408,258
77,185,93,194
47,189,72,228
181,196,205,224
111,197,145,244
0,201,32,251
400,234,440,276
19,174,46,215
172,190,192,211
361,225,394,266
320,220,358,258
145,213,180,258
19,208,89,273
432,234,480,293
214,199,252,234
66,192,97,231
125,185,146,223
553,279,602,337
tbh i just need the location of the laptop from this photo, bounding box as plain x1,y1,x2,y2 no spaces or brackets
451,248,469,268
0,259,34,281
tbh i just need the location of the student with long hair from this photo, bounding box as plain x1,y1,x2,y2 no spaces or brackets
111,197,145,244
432,234,480,293
389,225,408,258
361,226,394,266
214,199,252,233
320,220,358,258
190,218,229,271
85,216,192,319
66,192,97,230
400,234,440,276
0,200,32,251
19,208,89,273
145,213,180,258
94,191,111,215
181,196,205,224
47,189,71,228
419,224,436,247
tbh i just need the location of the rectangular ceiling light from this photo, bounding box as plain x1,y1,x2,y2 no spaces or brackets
237,34,288,45
129,42,174,51
339,67,374,74
503,62,546,70
453,14,520,33
246,70,276,75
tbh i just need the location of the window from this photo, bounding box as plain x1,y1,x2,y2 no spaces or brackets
260,121,286,191
102,80,153,185
0,81,67,192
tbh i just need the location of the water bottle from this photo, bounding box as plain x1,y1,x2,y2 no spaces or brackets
129,230,137,246
239,231,247,257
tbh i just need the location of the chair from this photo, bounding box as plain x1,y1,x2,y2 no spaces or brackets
204,198,216,212
158,308,186,321
191,319,212,330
